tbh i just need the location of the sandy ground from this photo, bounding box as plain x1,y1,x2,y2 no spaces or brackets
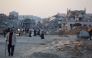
0,35,92,58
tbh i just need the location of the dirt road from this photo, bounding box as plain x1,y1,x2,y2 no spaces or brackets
0,35,92,58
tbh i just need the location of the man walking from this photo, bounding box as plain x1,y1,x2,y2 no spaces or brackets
6,28,17,56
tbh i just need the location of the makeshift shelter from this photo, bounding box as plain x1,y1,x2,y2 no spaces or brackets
77,30,90,39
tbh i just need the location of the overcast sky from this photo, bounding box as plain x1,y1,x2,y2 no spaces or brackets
0,0,92,18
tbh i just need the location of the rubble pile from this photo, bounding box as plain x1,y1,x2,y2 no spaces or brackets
68,26,88,35
25,36,92,58
51,40,92,58
50,29,58,35
55,29,68,36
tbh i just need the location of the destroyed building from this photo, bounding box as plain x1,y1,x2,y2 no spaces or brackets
21,19,36,29
47,8,92,31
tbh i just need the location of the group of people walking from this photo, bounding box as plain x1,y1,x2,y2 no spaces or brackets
28,29,44,39
4,28,44,57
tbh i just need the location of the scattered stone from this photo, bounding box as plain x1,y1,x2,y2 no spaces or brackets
27,52,64,58
39,43,46,45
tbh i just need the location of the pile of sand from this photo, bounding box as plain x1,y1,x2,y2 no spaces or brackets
68,26,88,35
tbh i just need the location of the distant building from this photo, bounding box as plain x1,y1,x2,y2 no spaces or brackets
0,13,8,28
18,15,33,20
61,8,92,30
18,15,43,23
46,8,92,31
66,8,86,21
9,11,19,20
0,13,8,22
21,19,36,29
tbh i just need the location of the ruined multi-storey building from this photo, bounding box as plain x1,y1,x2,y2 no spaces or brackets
51,8,92,31
65,8,92,30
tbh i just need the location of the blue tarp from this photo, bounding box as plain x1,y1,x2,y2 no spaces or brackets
77,30,90,38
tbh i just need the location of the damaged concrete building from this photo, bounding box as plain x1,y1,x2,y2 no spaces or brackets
21,19,36,29
50,8,92,31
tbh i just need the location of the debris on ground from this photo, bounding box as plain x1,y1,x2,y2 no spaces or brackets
68,26,88,35
27,52,65,58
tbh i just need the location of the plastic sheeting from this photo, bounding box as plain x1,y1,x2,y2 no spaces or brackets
77,30,90,38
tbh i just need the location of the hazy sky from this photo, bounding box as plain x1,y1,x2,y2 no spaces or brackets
0,0,92,18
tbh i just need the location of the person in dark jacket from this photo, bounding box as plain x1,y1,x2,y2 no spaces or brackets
89,29,92,40
38,29,40,36
3,29,6,37
40,31,44,39
34,29,36,36
29,31,32,37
